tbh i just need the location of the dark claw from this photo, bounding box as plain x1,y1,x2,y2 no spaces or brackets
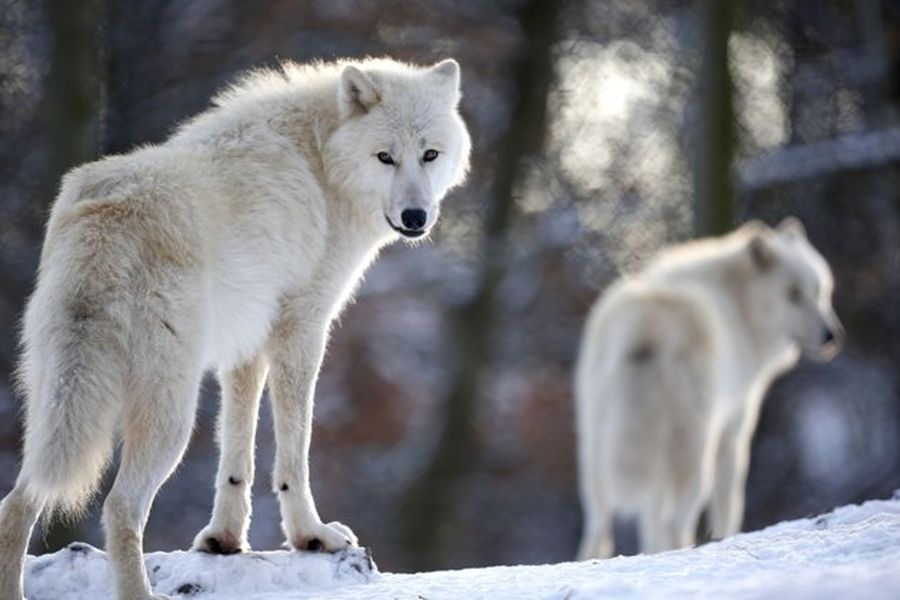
201,531,243,555
206,537,223,554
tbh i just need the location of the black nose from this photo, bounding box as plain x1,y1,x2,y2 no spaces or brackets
401,209,427,231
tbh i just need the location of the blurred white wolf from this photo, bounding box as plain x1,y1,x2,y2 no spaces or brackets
0,57,470,599
575,219,842,559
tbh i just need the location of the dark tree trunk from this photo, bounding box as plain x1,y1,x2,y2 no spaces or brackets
693,0,735,237
400,0,561,571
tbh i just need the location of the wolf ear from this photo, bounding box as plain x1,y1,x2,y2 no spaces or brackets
339,65,381,118
738,219,769,236
748,233,776,272
777,216,807,240
431,59,460,83
429,59,462,106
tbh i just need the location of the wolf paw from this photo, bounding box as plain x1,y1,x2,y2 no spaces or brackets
290,520,358,552
191,526,248,554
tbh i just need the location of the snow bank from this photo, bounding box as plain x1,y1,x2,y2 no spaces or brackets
24,545,376,599
26,494,900,599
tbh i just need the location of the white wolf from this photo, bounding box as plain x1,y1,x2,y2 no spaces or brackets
0,57,470,599
575,219,842,559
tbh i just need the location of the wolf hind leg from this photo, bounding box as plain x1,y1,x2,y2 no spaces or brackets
103,357,202,600
667,477,709,551
576,498,614,560
193,354,268,554
575,427,614,560
0,485,44,600
638,495,671,554
655,415,717,552
671,436,717,550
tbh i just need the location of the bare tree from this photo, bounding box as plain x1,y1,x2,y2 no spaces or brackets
46,0,105,190
400,0,561,571
693,0,735,236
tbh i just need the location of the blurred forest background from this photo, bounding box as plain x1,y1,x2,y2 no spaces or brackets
1,0,899,573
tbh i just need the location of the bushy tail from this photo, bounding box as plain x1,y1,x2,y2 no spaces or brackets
16,263,128,517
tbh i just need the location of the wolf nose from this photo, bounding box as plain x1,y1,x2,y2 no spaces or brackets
401,209,427,231
822,323,844,349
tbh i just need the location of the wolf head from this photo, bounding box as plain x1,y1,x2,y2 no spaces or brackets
738,218,844,361
324,58,471,241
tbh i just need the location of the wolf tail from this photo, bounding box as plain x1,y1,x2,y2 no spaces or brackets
16,216,131,516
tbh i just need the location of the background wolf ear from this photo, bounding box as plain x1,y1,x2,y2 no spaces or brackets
429,59,462,106
777,216,807,240
339,65,381,118
748,233,777,272
738,219,769,237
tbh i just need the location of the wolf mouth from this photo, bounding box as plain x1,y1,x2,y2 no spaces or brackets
385,216,427,238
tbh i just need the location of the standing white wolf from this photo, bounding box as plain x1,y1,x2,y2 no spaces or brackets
0,57,470,600
575,219,843,559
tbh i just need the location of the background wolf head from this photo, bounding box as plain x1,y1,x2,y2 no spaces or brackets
737,219,844,362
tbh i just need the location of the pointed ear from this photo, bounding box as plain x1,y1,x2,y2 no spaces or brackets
431,59,460,84
748,233,776,272
778,216,807,240
429,59,462,106
738,219,769,236
339,65,381,118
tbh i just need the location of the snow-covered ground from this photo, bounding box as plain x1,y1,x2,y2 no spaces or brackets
26,493,900,599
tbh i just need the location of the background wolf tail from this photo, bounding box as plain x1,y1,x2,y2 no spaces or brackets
15,255,129,517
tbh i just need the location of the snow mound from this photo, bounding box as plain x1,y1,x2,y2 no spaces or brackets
25,494,900,599
24,544,377,599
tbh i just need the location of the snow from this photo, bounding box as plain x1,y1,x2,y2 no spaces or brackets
26,494,900,599
25,546,377,599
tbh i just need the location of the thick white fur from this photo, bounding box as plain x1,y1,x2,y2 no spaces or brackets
0,57,470,600
576,219,843,559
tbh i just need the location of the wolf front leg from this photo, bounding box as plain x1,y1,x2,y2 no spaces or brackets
193,354,269,554
267,317,357,552
709,421,753,540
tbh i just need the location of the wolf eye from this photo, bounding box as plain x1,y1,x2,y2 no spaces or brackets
423,149,439,162
787,284,802,304
376,152,394,165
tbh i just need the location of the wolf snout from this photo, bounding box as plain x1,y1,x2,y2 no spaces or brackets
386,208,429,238
821,319,844,358
401,208,428,231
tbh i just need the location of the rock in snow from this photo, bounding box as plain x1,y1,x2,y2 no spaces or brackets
25,494,900,599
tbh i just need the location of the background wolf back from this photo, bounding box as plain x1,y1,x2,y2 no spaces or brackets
1,0,899,572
